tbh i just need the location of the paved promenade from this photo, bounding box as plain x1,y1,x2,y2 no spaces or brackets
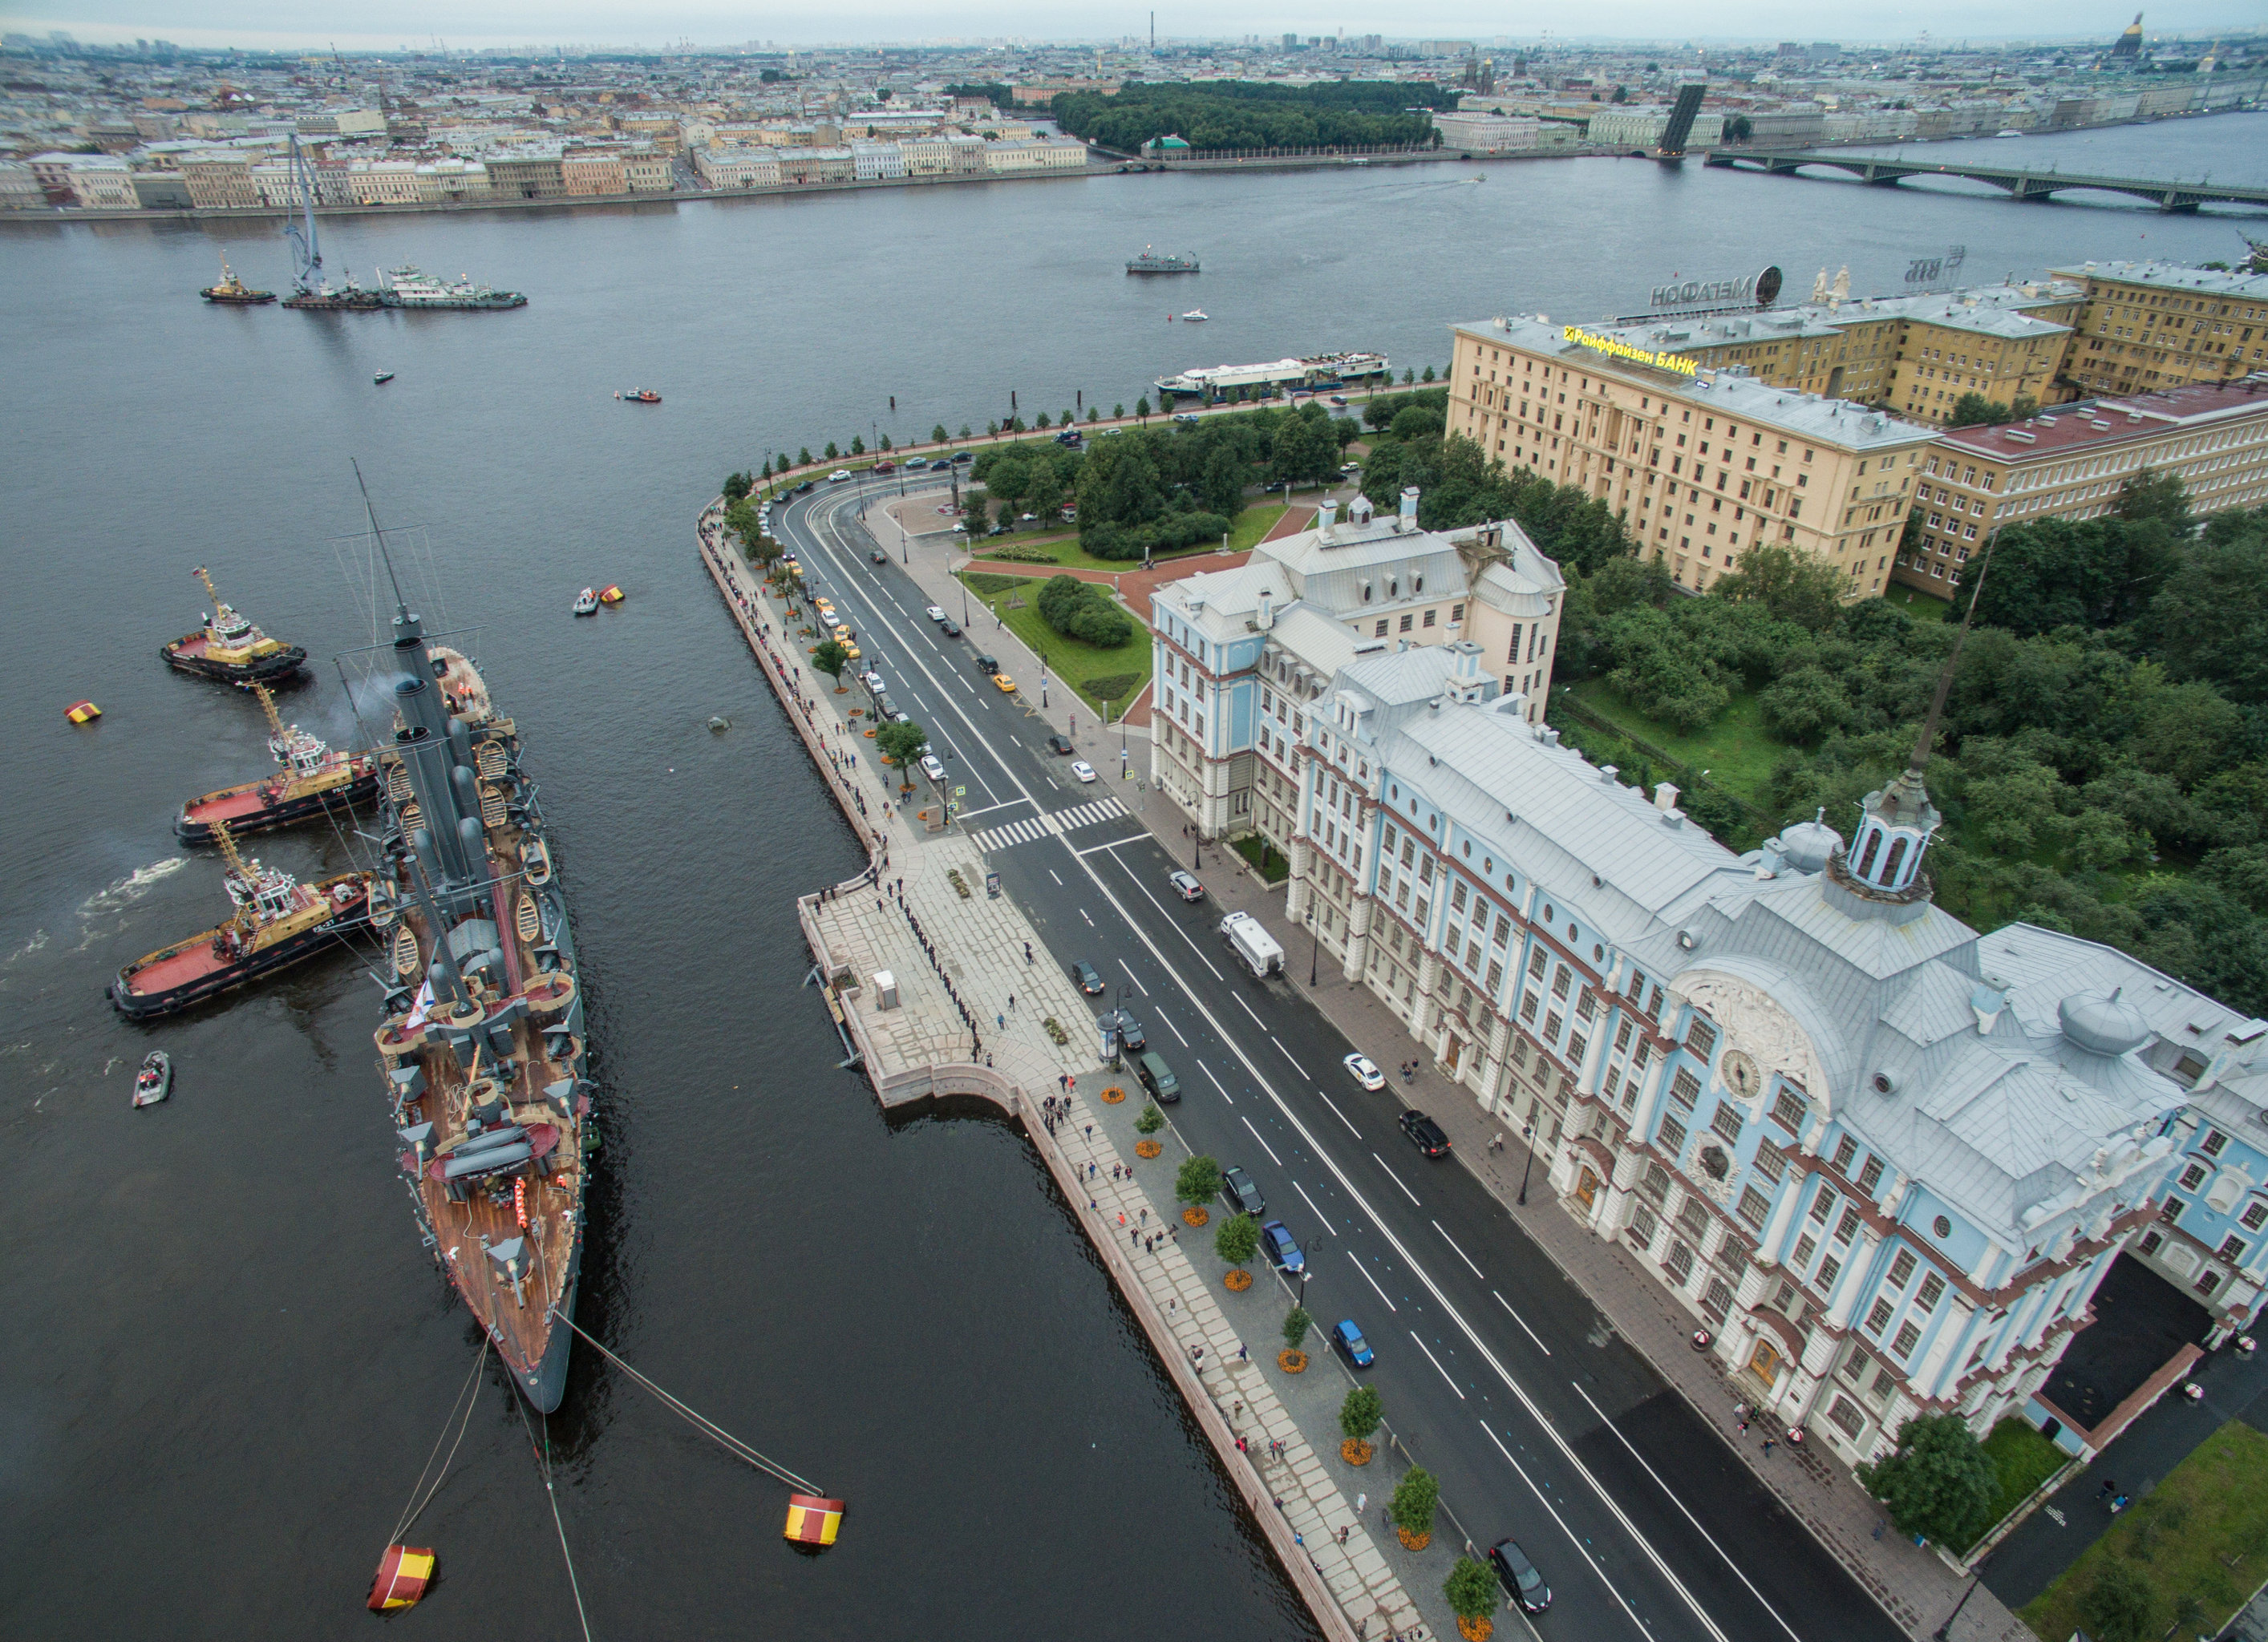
697,514,1438,1642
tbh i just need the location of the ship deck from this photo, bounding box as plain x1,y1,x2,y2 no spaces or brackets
121,930,236,994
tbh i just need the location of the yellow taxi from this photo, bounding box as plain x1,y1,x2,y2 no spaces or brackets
992,673,1016,694
832,625,852,642
843,643,862,661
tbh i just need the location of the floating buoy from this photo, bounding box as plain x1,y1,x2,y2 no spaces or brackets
598,584,626,605
66,700,101,723
367,1545,435,1611
784,1494,845,1547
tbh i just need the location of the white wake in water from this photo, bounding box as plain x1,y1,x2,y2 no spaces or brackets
78,857,188,919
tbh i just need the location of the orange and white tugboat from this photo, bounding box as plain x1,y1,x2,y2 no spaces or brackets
161,566,308,688
111,817,372,1020
175,683,379,843
200,261,276,305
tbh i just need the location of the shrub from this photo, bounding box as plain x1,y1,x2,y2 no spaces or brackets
1282,1306,1312,1350
1175,1155,1222,1204
1135,1100,1164,1134
1037,574,1135,647
1390,1467,1440,1538
2074,1559,2155,1642
1086,673,1139,705
1858,1413,1998,1549
1215,1213,1261,1265
1339,1385,1383,1444
1444,1556,1498,1624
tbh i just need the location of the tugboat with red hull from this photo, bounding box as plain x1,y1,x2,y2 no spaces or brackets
161,566,307,688
357,483,593,1414
176,683,378,843
111,816,372,1019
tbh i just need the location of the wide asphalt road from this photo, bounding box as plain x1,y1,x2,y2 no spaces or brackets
763,470,1904,1642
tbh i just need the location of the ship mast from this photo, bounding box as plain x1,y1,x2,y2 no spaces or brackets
192,564,226,614
283,133,324,297
211,816,258,934
253,681,287,742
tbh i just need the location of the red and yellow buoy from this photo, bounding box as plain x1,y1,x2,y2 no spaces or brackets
367,1545,436,1611
65,700,102,723
784,1494,844,1547
597,584,626,605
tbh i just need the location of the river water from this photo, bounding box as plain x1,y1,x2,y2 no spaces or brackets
1,111,2262,1638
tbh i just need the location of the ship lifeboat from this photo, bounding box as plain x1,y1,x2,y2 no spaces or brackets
597,584,626,605
367,1546,436,1611
66,700,102,723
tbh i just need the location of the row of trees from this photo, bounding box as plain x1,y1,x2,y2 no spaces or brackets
1068,403,1358,560
1051,79,1444,153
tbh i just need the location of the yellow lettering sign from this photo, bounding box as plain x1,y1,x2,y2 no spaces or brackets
1561,326,1699,377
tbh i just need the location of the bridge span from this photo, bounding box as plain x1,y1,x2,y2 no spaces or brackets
1702,148,2268,213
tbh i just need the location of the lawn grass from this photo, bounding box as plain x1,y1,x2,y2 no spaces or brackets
1889,582,1961,624
959,572,1154,716
966,502,1290,573
2019,1419,2268,1642
1565,679,1784,807
1964,1419,2070,1555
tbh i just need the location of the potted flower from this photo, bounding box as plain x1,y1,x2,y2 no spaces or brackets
1339,1385,1383,1466
1390,1466,1439,1551
1175,1155,1220,1227
1134,1102,1164,1159
1445,1555,1500,1641
1280,1305,1312,1373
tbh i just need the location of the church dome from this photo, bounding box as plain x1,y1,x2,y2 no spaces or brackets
2058,986,2151,1057
1776,808,1843,875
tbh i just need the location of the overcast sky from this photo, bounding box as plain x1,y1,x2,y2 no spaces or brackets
6,2,2257,53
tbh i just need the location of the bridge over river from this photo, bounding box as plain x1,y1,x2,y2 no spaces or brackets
1703,148,2268,213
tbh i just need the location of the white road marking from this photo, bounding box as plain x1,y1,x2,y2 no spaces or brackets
1433,1219,1484,1280
1237,995,1264,1026
1314,1089,1362,1137
1274,1038,1310,1078
1075,835,1148,856
1079,909,1094,927
1049,869,1063,886
1481,1422,1659,1642
1349,1252,1398,1313
1201,1063,1233,1104
1492,1291,1552,1357
1294,1179,1333,1232
1241,1115,1284,1167
1161,1012,1190,1048
1409,1332,1467,1400
1373,1154,1421,1206
1117,961,1148,994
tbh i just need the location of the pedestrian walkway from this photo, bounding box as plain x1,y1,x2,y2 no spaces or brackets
967,795,1132,852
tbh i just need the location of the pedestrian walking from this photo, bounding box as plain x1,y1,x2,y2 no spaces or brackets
1339,1525,1350,1547
1139,1208,1148,1225
1355,1492,1365,1515
1238,1344,1247,1361
1025,942,1033,964
997,1013,1005,1029
1007,995,1015,1011
1762,1438,1776,1458
1085,1124,1093,1140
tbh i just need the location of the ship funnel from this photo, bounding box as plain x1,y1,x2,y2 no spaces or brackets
448,717,476,772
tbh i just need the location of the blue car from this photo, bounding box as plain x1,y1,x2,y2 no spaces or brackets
1332,1320,1374,1368
1260,1219,1305,1276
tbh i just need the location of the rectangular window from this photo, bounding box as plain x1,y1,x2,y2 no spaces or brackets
1642,1163,1671,1203
1615,1020,1634,1052
1529,948,1549,981
1839,1345,1872,1385
1832,1135,1857,1173
1892,1320,1922,1359
2219,1235,2249,1263
1703,1278,1735,1320
2203,1128,2230,1157
1809,1188,1837,1226
1577,988,1598,1023
1772,1090,1807,1134
1685,1018,1718,1061
1752,1140,1786,1183
1626,969,1646,1002
1817,1254,1841,1292
1827,1394,1867,1438
1658,1116,1688,1158
1543,1010,1563,1043
2180,1163,2210,1191
1678,1198,1709,1238
1666,1240,1695,1283
1567,1032,1589,1066
1630,1203,1659,1247
2242,1203,2268,1232
1887,1250,1917,1289
1521,993,1540,1025
1669,1068,1701,1109
1865,1298,1895,1336
1738,1186,1772,1230
1711,1106,1744,1147
1451,881,1468,914
1915,1273,1945,1313
1857,1156,1885,1195
1793,1233,1818,1269
1485,960,1504,995
1551,966,1573,1000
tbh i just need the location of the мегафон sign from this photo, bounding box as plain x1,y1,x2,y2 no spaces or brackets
1650,265,1784,310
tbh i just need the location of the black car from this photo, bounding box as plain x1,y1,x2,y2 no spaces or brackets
795,479,816,493
1071,960,1104,995
974,653,999,674
869,549,887,564
1045,733,1075,755
1220,1165,1264,1218
1399,1110,1452,1158
1488,1539,1551,1614
1135,1050,1181,1102
940,619,962,637
1104,1009,1147,1053
951,451,973,465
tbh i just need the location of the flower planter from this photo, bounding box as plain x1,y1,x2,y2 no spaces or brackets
1340,1439,1373,1466
1224,1268,1253,1292
1456,1616,1493,1641
1100,1086,1126,1105
1396,1527,1431,1551
1278,1349,1308,1373
1135,1139,1162,1159
1181,1206,1209,1227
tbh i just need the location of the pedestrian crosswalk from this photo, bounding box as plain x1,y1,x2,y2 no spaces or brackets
970,796,1131,853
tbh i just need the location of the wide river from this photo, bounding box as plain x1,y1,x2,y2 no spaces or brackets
1,111,2261,1639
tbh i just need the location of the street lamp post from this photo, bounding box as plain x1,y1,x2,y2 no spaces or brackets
1932,1576,1980,1642
1517,1122,1536,1206
1306,898,1319,987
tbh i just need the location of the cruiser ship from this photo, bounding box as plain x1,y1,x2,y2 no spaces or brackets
1127,247,1200,274
175,683,378,843
378,265,528,310
360,524,590,1412
162,566,308,688
200,261,276,305
111,817,372,1019
1153,349,1391,401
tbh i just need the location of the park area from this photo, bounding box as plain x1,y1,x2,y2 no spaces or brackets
958,572,1152,719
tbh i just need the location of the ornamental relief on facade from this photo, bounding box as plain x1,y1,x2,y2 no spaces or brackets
1674,969,1836,1120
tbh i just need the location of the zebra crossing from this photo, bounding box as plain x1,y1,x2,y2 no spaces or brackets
970,796,1131,853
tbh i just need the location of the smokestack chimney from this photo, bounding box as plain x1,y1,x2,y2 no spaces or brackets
1399,487,1420,530
1257,589,1274,630
1317,499,1339,536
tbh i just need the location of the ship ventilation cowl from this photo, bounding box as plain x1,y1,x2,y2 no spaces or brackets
2058,986,2151,1058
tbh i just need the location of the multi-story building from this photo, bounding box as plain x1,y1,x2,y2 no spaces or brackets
1881,299,2075,425
1450,315,1937,596
484,152,566,200
1896,377,2268,592
0,161,44,210
695,146,780,188
180,151,257,209
339,160,422,205
415,159,491,203
2053,261,2268,396
1585,107,1726,149
560,148,628,196
982,139,1088,173
59,154,139,208
1431,111,1546,152
851,141,907,180
1239,632,2197,1474
776,146,854,184
899,137,954,176
1148,488,1565,844
622,149,673,192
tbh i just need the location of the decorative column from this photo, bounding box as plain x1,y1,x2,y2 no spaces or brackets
1340,893,1373,984
1825,1229,1881,1330
1479,1013,1513,1114
1285,839,1314,922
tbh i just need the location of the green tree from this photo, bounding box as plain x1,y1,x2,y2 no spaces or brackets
723,471,753,503
1403,368,1415,383
850,435,865,455
2114,466,2193,534
1444,1556,1499,1625
1959,516,2183,636
1724,113,1753,140
1087,407,1100,423
1215,1212,1261,1265
2073,1558,2156,1642
1135,397,1150,419
1856,1413,1997,1548
1710,544,1849,632
959,423,974,439
876,718,930,774
878,434,892,452
1175,1154,1222,1205
1282,1305,1312,1350
986,420,999,437
962,492,989,531
1945,393,2011,429
1610,83,1629,103
812,639,848,684
932,423,950,443
797,447,813,466
1389,1467,1440,1539
1135,1099,1165,1134
1339,1385,1383,1444
1035,411,1051,429
2138,512,2268,703
1420,365,1436,383
824,441,840,460
1113,402,1126,419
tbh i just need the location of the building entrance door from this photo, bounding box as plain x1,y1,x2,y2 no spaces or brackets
1575,1168,1600,1211
1748,1338,1785,1389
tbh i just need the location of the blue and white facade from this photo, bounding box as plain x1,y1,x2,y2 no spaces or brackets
1189,631,2225,1472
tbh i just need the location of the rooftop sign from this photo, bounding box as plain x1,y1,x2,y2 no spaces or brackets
1561,325,1699,376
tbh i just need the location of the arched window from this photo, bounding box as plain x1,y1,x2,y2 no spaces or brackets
1855,827,1883,880
1882,835,1910,886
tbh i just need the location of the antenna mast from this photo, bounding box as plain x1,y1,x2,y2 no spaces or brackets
282,134,323,296
351,458,411,616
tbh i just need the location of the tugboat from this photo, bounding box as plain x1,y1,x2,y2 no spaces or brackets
615,389,661,404
133,1051,172,1107
110,816,373,1019
200,261,277,305
160,566,308,688
175,682,379,843
358,487,593,1413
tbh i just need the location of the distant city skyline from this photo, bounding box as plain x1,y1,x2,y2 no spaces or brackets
6,7,2262,55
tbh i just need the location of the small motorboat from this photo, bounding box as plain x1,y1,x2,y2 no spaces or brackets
374,370,395,385
597,584,625,605
133,1050,172,1108
616,389,661,404
1181,309,1209,322
1995,129,2023,139
573,588,598,617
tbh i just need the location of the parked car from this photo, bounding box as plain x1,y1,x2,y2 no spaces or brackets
920,754,945,782
1136,1050,1181,1103
1220,1165,1264,1218
869,549,887,564
951,451,972,464
940,619,962,637
1328,394,1348,406
1071,960,1104,995
1045,733,1074,755
974,653,999,674
1344,1053,1386,1092
1488,1540,1552,1614
993,673,1017,693
1167,870,1205,903
925,605,948,621
1172,412,1201,425
873,459,894,474
1330,1320,1375,1368
861,669,883,689
1071,760,1097,783
795,479,816,493
828,470,852,483
1259,1219,1305,1275
904,457,929,470
1399,1109,1452,1158
1104,1009,1147,1053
